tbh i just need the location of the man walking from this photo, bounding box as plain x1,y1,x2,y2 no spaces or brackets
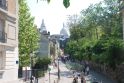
86,66,89,75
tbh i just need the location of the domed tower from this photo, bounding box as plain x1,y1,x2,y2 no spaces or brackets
60,23,69,38
59,23,69,50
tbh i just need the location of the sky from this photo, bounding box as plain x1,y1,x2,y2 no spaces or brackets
27,0,102,35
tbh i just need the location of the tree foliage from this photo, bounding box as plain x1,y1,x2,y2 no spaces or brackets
65,0,124,69
33,57,51,69
37,0,70,8
19,0,40,67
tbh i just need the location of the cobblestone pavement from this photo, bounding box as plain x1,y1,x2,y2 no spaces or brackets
8,61,116,83
40,61,116,83
39,61,73,83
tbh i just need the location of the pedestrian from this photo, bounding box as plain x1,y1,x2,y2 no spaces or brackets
72,77,78,83
80,76,86,83
76,77,78,83
55,62,57,68
86,66,89,75
54,80,56,83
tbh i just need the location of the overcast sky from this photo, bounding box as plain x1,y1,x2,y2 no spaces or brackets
27,0,102,35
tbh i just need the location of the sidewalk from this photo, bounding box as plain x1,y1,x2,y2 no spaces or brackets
39,61,73,83
3,79,29,83
10,61,115,83
37,61,94,83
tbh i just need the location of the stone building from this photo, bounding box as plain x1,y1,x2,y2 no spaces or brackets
49,23,70,60
0,0,19,82
59,23,69,49
38,19,50,57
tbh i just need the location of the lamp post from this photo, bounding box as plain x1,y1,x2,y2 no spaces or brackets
122,7,124,40
30,53,33,83
57,43,60,80
48,67,51,83
58,57,60,79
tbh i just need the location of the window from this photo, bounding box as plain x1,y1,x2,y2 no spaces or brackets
0,52,4,70
8,25,16,40
0,19,5,43
0,0,7,10
0,0,2,6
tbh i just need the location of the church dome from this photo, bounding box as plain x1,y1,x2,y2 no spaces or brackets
60,24,69,38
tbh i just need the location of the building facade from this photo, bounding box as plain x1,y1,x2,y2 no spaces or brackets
50,34,61,61
0,0,18,82
59,23,69,49
38,19,50,57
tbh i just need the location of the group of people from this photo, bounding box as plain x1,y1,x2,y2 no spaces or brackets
72,76,86,83
72,62,90,83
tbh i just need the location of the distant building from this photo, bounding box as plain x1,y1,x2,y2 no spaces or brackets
0,0,19,82
59,23,69,49
60,23,69,38
38,19,50,57
49,37,60,61
49,23,70,58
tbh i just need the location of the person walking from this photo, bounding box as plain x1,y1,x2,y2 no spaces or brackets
72,77,78,83
80,76,86,83
86,66,89,75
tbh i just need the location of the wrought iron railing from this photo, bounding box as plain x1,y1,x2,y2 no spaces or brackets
0,0,7,10
0,31,7,43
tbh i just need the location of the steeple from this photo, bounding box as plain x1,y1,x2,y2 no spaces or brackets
40,19,47,33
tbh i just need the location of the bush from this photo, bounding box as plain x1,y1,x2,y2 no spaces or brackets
33,57,51,77
34,57,51,69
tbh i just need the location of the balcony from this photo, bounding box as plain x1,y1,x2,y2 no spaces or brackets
0,31,7,43
0,0,7,10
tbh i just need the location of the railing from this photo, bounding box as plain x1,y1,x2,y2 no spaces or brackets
0,31,7,43
0,0,7,10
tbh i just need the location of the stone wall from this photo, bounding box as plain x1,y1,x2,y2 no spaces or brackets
89,61,124,83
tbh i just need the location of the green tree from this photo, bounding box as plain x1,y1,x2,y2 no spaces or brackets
65,0,124,68
37,0,70,8
19,0,40,67
34,57,51,69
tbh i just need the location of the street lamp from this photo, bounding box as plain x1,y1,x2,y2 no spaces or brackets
58,57,60,79
30,53,33,83
57,43,61,80
122,6,124,40
48,66,51,83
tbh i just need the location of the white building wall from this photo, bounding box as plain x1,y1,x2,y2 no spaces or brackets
0,47,18,82
0,0,19,82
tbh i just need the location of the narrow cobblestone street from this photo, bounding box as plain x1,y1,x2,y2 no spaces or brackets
8,61,116,83
38,61,116,83
39,61,73,83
